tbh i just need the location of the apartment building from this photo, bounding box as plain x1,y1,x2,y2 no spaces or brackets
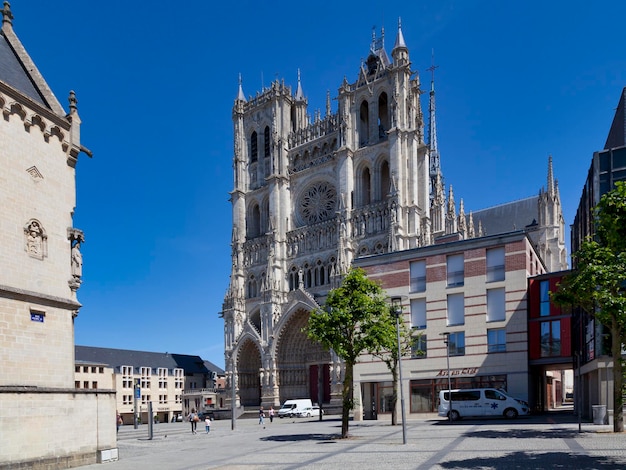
75,346,223,424
354,231,545,419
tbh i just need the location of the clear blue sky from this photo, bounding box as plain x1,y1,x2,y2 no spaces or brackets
14,1,626,369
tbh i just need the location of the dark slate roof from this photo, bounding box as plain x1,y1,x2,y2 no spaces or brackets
75,345,219,375
203,360,225,375
471,196,539,237
605,87,626,150
0,30,46,106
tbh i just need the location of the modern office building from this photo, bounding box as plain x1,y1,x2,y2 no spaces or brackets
568,86,626,424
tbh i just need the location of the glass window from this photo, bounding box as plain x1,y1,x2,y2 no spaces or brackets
447,254,464,287
487,288,506,322
410,260,426,292
447,331,465,356
541,320,561,357
486,247,505,282
487,328,506,353
447,293,464,326
410,298,426,329
411,334,427,358
613,147,626,169
540,280,550,316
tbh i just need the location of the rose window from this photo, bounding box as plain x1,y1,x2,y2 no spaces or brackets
299,182,337,225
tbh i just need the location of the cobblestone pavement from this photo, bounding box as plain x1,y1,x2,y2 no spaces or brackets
77,411,625,470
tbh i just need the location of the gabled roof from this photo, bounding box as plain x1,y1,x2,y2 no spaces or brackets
0,6,65,116
471,196,539,237
75,345,223,375
0,32,45,105
605,87,626,150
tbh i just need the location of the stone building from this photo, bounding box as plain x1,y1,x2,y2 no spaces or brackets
222,22,566,411
0,4,117,467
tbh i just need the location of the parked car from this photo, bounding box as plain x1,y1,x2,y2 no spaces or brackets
297,406,323,418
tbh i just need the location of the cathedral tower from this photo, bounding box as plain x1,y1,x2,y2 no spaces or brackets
223,22,432,410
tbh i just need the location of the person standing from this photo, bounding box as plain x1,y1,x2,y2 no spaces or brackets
116,412,122,433
268,406,274,423
259,406,265,425
188,409,198,434
205,415,211,434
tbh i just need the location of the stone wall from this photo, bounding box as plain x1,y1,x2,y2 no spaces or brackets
0,388,117,469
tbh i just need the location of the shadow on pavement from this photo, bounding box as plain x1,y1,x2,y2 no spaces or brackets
440,451,625,469
463,428,581,439
260,433,341,443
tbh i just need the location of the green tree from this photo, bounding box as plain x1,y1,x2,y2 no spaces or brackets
553,181,626,432
306,267,391,438
367,304,421,426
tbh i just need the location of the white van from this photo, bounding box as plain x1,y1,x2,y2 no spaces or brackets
438,388,529,421
278,399,313,418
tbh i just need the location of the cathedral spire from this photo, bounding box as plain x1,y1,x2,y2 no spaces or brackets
326,90,331,117
547,154,555,197
391,17,409,66
428,51,440,204
295,69,305,101
393,17,407,50
236,73,246,102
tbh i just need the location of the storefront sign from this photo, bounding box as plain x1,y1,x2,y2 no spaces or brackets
436,368,478,377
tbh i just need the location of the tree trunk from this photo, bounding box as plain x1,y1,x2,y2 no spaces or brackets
342,361,354,438
611,318,624,432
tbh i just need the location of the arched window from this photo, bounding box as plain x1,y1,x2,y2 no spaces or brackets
289,266,298,291
249,204,261,238
380,160,390,200
247,275,257,298
250,131,258,163
261,199,270,235
378,92,389,139
360,167,371,206
359,100,369,146
264,126,271,159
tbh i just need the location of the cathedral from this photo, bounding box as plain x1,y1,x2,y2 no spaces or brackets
222,22,566,410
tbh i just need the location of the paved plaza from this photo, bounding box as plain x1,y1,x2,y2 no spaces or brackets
78,411,625,470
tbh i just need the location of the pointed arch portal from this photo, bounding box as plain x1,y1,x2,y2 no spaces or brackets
276,309,331,404
237,339,261,406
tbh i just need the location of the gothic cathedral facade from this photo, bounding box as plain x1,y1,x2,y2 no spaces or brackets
222,24,566,410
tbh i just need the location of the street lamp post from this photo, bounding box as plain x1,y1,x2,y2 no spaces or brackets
441,332,452,422
391,297,407,445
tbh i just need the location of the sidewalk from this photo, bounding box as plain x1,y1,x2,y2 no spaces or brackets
78,412,623,469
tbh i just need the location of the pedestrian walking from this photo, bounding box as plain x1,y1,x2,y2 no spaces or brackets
269,406,274,423
205,415,211,434
259,406,265,425
188,409,198,434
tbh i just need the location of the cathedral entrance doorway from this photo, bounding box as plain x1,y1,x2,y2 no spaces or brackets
237,339,261,406
276,309,331,403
